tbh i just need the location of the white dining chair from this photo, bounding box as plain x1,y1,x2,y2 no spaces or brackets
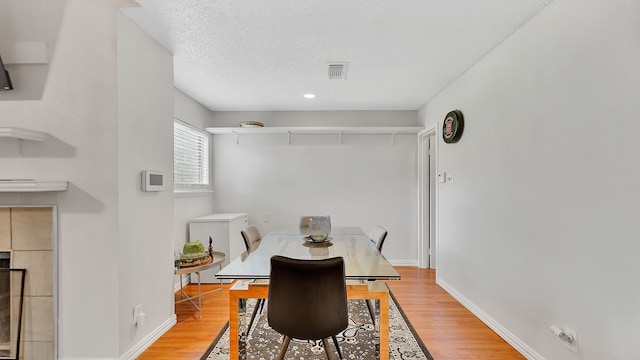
366,225,388,325
240,225,265,334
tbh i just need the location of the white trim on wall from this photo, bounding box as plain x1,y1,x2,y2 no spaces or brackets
389,259,418,267
173,273,192,293
417,126,437,269
119,315,177,360
437,279,546,360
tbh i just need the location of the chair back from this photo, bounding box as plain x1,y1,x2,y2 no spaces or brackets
267,256,348,340
369,225,388,251
241,225,262,252
299,216,310,229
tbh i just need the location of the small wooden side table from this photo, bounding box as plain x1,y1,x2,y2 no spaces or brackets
174,251,226,318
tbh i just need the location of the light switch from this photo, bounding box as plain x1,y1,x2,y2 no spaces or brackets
438,172,446,183
446,172,454,184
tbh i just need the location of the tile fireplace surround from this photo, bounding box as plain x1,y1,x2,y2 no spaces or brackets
0,207,56,359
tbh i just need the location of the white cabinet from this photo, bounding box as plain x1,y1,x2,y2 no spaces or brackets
188,213,248,283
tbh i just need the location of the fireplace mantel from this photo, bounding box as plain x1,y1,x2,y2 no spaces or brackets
0,181,68,192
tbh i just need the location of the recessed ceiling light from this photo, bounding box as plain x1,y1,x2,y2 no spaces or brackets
303,93,316,99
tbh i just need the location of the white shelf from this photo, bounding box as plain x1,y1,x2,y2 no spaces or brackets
0,129,66,193
206,126,423,144
205,126,424,135
0,181,68,192
0,127,47,141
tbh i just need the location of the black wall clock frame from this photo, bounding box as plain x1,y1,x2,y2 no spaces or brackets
442,110,464,143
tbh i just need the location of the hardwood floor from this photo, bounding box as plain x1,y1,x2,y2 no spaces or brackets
138,267,524,360
386,267,524,360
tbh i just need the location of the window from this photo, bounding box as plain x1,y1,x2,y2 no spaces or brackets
173,119,210,192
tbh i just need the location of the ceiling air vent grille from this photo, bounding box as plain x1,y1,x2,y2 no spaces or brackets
327,62,348,80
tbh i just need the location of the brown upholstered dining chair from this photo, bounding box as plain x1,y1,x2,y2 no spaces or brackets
268,255,348,360
240,225,265,334
365,225,388,325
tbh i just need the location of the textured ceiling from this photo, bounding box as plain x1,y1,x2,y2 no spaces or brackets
122,0,552,111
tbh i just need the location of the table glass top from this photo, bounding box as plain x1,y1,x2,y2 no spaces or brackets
216,227,400,280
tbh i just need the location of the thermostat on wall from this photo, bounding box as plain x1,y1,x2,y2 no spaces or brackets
141,170,165,191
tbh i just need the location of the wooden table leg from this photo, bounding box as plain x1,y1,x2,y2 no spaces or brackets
346,281,390,360
229,288,240,360
378,291,389,360
229,281,270,360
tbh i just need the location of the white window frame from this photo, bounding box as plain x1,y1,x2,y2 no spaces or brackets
173,118,211,194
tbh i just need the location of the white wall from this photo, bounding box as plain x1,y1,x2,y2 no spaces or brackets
0,0,64,100
209,111,419,264
0,0,120,358
418,0,640,359
173,89,215,276
1,2,181,359
117,14,175,358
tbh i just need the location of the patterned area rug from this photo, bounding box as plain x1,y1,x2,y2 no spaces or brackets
201,291,434,360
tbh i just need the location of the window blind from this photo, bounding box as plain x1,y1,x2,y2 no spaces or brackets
174,120,210,191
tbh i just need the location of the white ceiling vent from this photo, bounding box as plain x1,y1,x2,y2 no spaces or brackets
327,62,348,80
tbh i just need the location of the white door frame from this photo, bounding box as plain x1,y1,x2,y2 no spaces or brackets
417,126,437,269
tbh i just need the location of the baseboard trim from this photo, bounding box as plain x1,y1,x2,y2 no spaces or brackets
120,315,177,360
173,274,192,292
389,259,418,266
436,278,545,360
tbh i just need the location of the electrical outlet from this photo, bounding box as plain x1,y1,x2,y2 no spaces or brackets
446,172,454,184
563,327,578,354
551,325,578,354
133,304,144,326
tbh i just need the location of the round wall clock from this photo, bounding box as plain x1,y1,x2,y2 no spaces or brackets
442,110,464,143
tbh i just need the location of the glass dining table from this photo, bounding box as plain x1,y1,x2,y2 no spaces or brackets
216,226,401,359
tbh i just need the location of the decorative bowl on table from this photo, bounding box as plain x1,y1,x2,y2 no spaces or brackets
307,215,331,242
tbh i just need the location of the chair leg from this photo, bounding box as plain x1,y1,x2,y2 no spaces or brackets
246,298,264,335
366,299,376,326
331,335,343,359
276,336,291,360
322,338,333,360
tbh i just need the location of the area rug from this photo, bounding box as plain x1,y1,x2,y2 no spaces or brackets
200,290,434,360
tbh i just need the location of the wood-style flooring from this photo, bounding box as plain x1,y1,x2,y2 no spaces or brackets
138,267,524,360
